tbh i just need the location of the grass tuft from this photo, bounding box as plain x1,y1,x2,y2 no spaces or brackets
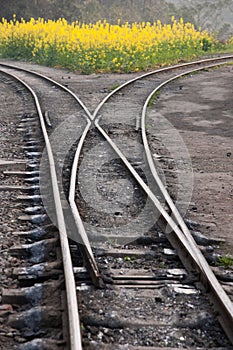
217,255,233,268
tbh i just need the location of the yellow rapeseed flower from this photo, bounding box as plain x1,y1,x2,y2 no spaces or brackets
0,16,216,73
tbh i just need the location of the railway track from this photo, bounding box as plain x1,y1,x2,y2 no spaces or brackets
0,55,232,349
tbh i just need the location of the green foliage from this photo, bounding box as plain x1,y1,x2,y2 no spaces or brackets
148,91,161,107
124,256,136,262
0,16,232,74
217,255,233,268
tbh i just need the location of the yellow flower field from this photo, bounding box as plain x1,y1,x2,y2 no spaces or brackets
0,16,230,73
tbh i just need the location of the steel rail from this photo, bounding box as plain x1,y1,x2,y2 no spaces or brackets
141,61,230,242
140,61,233,342
0,68,83,350
94,114,233,343
0,63,100,282
64,54,233,294
92,54,233,120
94,116,200,266
68,119,103,286
64,54,232,286
2,56,233,341
0,62,92,119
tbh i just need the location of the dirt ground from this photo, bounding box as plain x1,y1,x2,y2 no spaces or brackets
1,60,232,256
0,59,232,349
153,65,233,255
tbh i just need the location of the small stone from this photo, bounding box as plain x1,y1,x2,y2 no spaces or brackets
173,284,198,295
6,332,14,337
0,304,13,311
167,268,187,276
187,303,194,309
97,331,103,340
109,310,117,318
15,336,27,343
164,248,176,256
